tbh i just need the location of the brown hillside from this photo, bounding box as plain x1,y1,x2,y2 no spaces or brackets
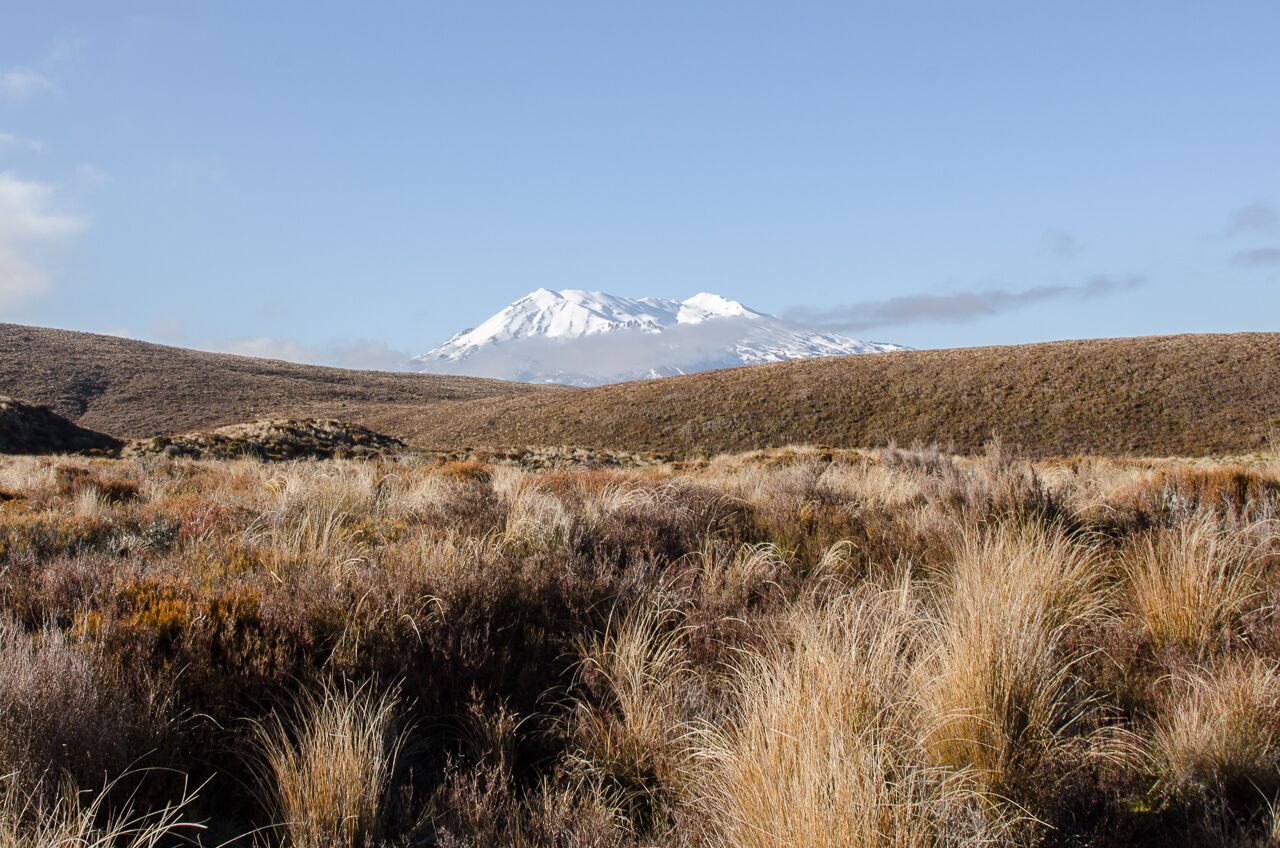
124,418,407,461
0,396,122,455
0,323,546,438
400,333,1280,457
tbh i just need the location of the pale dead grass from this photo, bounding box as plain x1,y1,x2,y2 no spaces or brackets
3,448,1280,844
571,604,696,802
1152,658,1280,802
697,585,1007,848
920,524,1109,796
491,466,574,548
688,541,785,614
1126,512,1270,655
250,682,405,848
0,771,202,848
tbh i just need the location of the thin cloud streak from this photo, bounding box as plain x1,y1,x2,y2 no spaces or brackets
213,336,412,371
1231,247,1280,268
0,132,45,152
783,275,1145,333
0,68,56,100
1040,229,1084,261
1226,201,1280,236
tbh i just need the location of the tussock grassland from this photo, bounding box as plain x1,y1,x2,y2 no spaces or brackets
401,332,1280,457
1,445,1280,845
0,322,545,439
5,322,1280,459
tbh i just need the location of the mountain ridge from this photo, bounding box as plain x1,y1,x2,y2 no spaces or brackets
410,289,904,385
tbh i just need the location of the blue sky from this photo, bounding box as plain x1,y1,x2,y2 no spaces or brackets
2,2,1278,367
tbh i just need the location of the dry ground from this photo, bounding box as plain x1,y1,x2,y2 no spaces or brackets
5,323,1280,458
400,333,1280,457
2,445,1280,845
0,323,547,438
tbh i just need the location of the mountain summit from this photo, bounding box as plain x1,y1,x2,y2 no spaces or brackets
410,289,904,386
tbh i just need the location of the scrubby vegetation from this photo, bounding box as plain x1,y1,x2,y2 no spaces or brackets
0,396,121,456
0,322,545,439
124,419,406,461
2,445,1280,845
403,332,1280,457
6,322,1280,458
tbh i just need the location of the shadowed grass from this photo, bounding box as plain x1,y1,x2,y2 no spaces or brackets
0,770,202,848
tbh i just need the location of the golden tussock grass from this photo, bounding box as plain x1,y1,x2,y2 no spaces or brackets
698,585,1008,848
0,447,1278,844
921,524,1110,796
1151,658,1280,804
1125,512,1271,656
249,682,405,848
0,770,201,848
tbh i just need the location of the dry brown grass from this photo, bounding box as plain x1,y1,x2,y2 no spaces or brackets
6,323,1280,459
921,524,1110,798
570,604,695,813
0,321,546,439
0,771,202,848
250,682,405,848
698,586,1006,847
401,333,1280,457
1151,658,1280,804
1125,513,1270,656
1,447,1279,844
0,617,170,799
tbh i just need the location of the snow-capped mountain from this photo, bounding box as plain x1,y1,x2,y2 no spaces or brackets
410,288,905,386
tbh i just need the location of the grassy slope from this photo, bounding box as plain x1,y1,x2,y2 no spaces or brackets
5,324,1278,456
0,323,546,439
401,333,1280,456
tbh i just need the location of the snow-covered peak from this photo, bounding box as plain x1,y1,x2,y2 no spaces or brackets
411,288,906,385
677,292,758,324
434,289,683,357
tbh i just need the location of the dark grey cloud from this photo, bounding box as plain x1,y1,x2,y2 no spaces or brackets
1231,247,1280,268
1040,229,1084,261
1227,201,1280,236
782,275,1145,333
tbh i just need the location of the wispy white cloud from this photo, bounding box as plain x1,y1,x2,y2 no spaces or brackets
75,163,110,188
0,68,56,100
0,173,83,238
213,336,411,371
0,132,45,153
0,171,85,308
46,37,87,66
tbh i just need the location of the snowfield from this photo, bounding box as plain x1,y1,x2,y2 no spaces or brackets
410,289,905,385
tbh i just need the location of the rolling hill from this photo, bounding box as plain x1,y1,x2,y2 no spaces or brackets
400,333,1280,457
0,323,546,439
4,323,1279,457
